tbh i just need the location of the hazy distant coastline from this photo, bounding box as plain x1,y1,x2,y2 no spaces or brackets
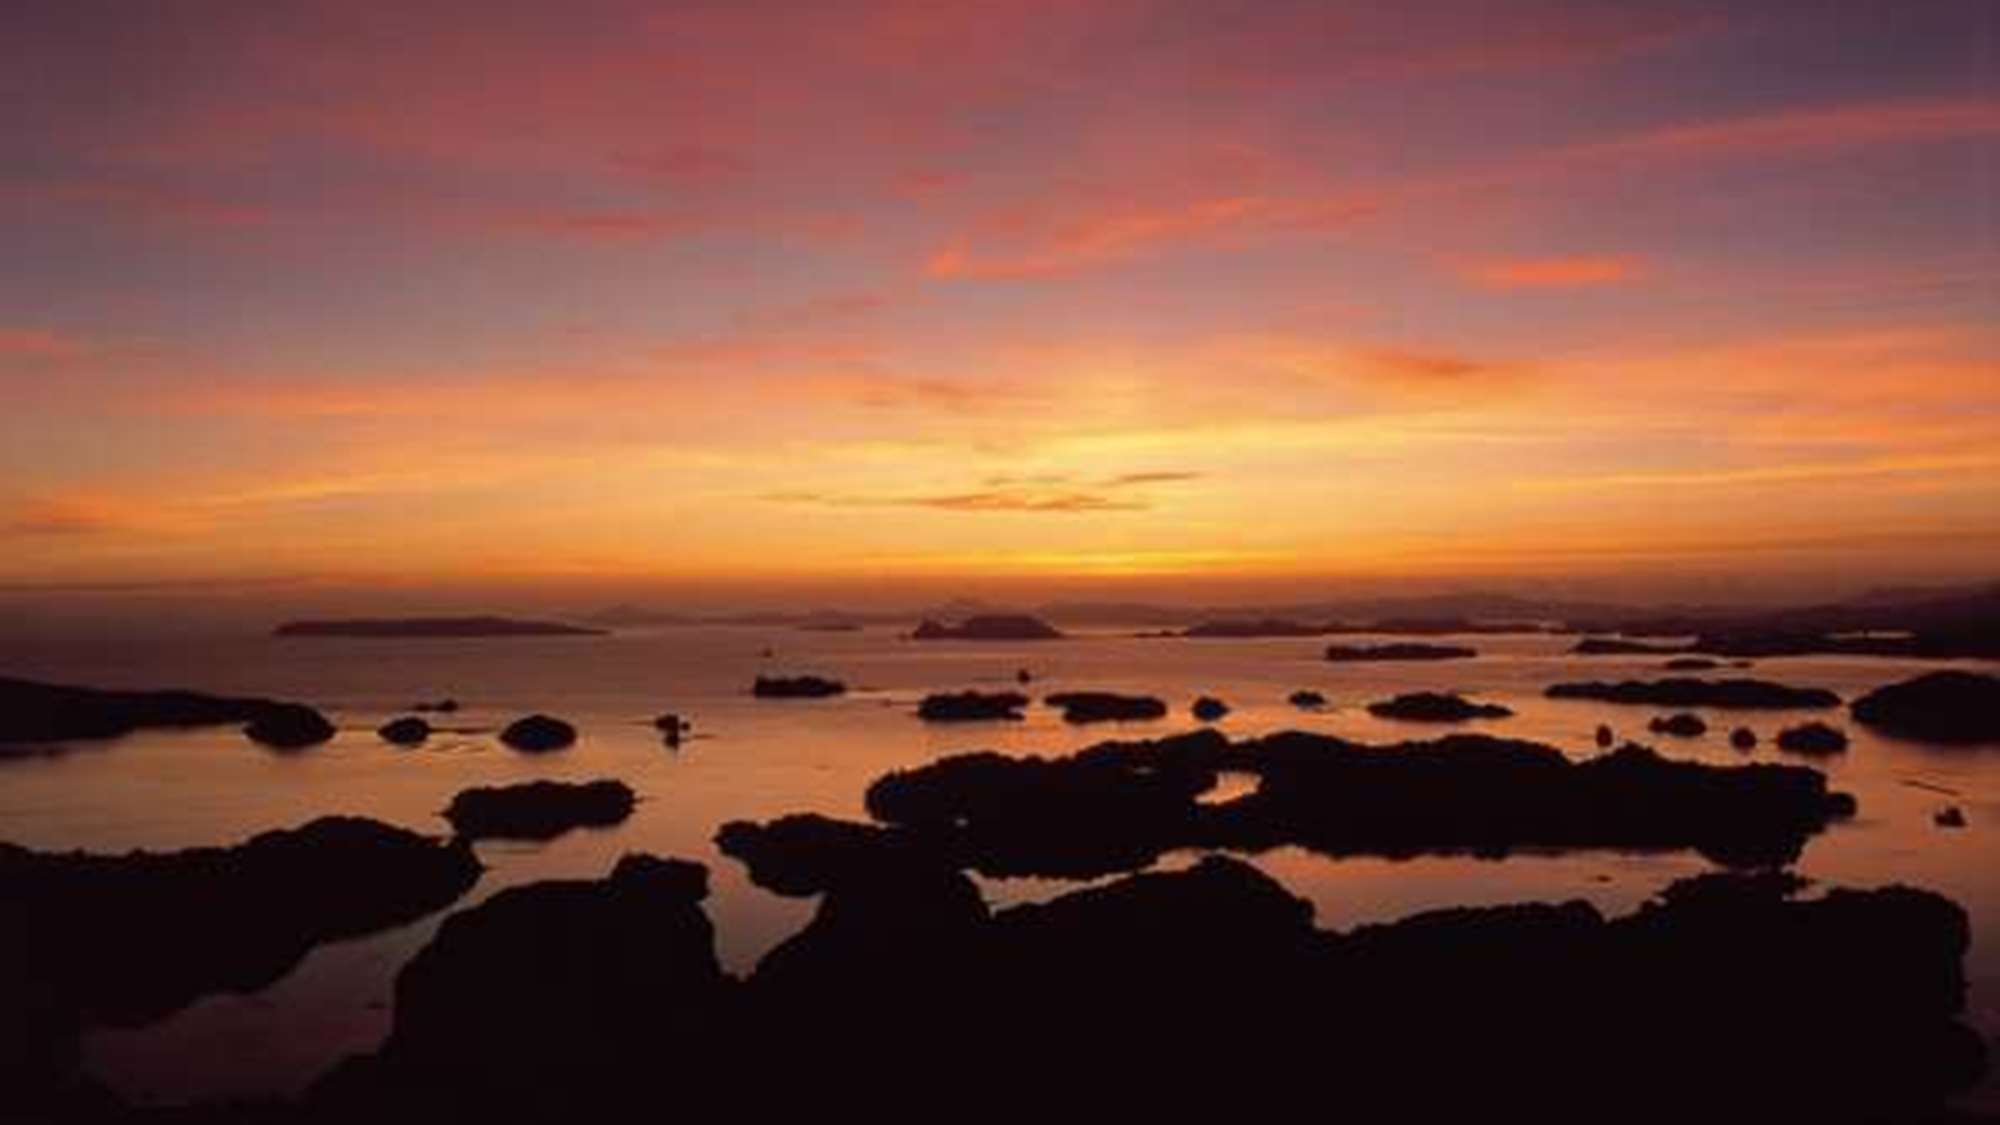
272,616,606,638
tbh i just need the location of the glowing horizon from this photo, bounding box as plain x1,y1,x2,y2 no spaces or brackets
4,1,1996,596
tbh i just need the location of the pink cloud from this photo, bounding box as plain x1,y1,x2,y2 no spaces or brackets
1463,256,1643,289
927,194,1377,279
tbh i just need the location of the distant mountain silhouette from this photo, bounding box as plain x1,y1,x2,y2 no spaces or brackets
911,614,1064,641
274,616,605,638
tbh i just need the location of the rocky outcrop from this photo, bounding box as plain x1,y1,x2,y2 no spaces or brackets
1546,678,1839,709
916,690,1029,722
1731,727,1759,750
377,716,431,745
1649,713,1707,738
911,615,1064,640
1366,692,1512,722
1044,691,1168,723
243,703,337,749
752,675,846,699
443,780,636,840
498,714,576,751
1851,671,2000,744
1776,721,1849,756
1325,643,1476,662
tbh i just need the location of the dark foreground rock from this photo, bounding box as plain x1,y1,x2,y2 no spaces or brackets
498,714,576,751
0,676,314,747
1649,712,1707,738
916,690,1029,722
1044,691,1167,723
714,730,1865,881
443,780,636,840
377,716,431,745
301,856,1985,1122
1547,677,1839,709
752,674,846,699
1776,721,1849,756
1,818,479,1117
1325,642,1476,662
1366,691,1512,722
910,614,1063,640
243,703,337,749
1851,670,2000,744
310,855,727,1119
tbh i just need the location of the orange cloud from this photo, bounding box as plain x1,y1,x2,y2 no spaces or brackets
0,328,90,361
7,495,156,536
1463,256,1641,289
767,488,1150,514
1579,96,2000,163
926,194,1377,280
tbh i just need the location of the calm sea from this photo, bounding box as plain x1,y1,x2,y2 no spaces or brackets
1,626,1994,1108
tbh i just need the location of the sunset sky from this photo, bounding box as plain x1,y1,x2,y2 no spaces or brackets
4,1,1996,605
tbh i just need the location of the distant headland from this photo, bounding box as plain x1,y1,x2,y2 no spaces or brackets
272,616,606,638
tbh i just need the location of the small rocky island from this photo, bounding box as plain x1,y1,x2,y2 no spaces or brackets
444,779,636,840
1546,678,1839,710
1325,643,1477,662
1366,692,1513,722
1851,670,2000,744
273,616,606,638
911,614,1065,640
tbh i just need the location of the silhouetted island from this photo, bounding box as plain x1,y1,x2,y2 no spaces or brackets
376,716,431,745
916,690,1030,722
1851,670,2000,744
1326,642,1477,662
1776,721,1849,756
243,703,337,749
1191,695,1229,721
1649,712,1708,738
753,675,847,699
1,817,478,1114
1366,692,1512,722
273,616,606,638
911,614,1064,640
1731,726,1759,750
1288,689,1327,709
498,714,576,751
0,676,316,747
1043,691,1168,723
718,729,1864,877
1663,656,1723,671
443,779,636,840
1546,678,1839,709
